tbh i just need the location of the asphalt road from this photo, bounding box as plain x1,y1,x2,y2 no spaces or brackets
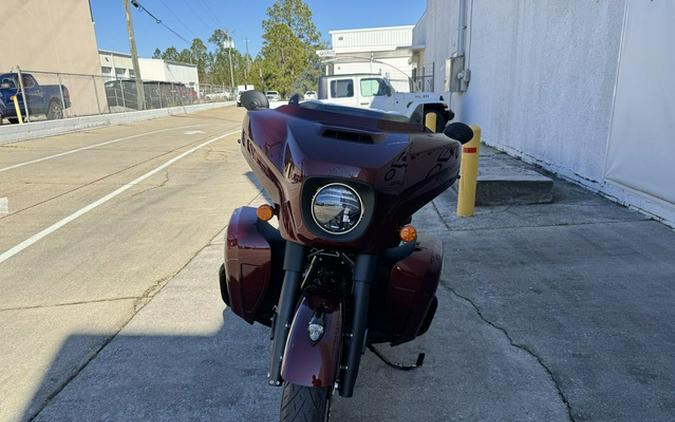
0,107,257,421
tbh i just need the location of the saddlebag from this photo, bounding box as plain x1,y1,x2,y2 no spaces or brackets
383,234,443,345
220,206,284,326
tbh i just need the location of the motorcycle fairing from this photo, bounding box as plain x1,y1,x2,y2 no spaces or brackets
241,105,462,252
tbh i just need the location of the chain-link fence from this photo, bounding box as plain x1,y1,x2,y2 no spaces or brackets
0,67,234,125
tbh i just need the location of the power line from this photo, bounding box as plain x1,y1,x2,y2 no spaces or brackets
130,0,189,45
156,0,199,40
194,0,224,29
183,1,213,34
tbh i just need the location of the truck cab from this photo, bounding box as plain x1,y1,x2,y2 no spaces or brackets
0,72,70,123
317,74,452,132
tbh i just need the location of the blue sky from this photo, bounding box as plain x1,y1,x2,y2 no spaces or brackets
91,0,426,57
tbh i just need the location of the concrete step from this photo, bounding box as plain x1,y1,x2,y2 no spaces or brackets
453,146,554,206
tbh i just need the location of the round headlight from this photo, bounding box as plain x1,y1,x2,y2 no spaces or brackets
311,183,363,234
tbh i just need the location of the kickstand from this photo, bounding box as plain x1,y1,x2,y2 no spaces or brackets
367,344,425,371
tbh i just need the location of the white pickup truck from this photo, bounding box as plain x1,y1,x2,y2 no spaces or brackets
317,74,453,132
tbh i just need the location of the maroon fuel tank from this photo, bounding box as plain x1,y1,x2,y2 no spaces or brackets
240,104,461,252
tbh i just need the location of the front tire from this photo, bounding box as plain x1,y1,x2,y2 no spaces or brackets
280,382,331,422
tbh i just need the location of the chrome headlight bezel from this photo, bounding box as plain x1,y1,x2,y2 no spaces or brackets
310,183,364,235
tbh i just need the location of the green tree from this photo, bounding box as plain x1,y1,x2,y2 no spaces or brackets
161,47,179,61
177,48,193,64
152,48,162,59
190,38,210,82
208,29,250,87
258,0,323,97
262,0,322,47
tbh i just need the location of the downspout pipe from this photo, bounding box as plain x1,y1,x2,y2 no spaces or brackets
451,0,469,121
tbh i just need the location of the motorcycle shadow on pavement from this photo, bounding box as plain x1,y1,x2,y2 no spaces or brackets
24,286,568,421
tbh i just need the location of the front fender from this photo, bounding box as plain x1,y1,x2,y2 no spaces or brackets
281,294,342,388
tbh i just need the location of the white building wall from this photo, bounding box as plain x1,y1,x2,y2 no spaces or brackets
331,26,413,53
164,62,199,89
101,52,198,90
414,0,675,225
136,58,166,81
324,25,415,93
414,1,461,92
99,51,134,79
602,1,675,223
462,0,625,184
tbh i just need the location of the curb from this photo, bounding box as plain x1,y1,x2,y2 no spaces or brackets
0,101,235,145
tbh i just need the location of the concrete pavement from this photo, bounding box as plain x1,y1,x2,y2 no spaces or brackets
2,107,675,421
414,171,675,421
0,106,255,420
28,221,568,422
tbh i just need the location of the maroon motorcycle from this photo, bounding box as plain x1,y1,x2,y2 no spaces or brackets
219,91,473,421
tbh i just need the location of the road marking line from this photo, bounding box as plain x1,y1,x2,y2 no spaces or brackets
0,129,240,265
184,130,206,135
0,197,7,214
0,124,214,173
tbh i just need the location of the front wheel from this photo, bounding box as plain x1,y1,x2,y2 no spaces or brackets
280,382,331,422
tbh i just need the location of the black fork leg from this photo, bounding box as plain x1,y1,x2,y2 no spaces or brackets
268,241,305,386
339,254,377,397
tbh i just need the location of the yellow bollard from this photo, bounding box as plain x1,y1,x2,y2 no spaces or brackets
424,112,437,132
456,125,481,217
10,95,24,124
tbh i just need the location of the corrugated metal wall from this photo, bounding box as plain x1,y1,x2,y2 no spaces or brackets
331,26,413,51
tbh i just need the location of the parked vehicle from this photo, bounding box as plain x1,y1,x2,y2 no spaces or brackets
0,73,70,123
236,84,255,106
104,79,140,109
304,90,317,100
266,90,281,101
318,74,451,132
104,79,191,110
219,90,474,421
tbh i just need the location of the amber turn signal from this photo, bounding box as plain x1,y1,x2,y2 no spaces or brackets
256,204,275,221
399,225,417,243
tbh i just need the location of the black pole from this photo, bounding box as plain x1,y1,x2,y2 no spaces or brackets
339,254,377,397
268,241,305,385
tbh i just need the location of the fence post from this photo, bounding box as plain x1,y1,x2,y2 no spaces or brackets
171,82,176,107
431,62,435,92
92,75,102,114
56,73,67,118
16,66,30,122
118,77,126,110
158,82,163,109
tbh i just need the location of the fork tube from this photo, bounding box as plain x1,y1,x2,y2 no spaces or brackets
268,241,305,385
340,254,377,397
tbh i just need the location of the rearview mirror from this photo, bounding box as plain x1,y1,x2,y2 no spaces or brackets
443,122,474,144
240,90,269,111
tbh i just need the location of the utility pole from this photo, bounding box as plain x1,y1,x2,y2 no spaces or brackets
224,32,235,89
244,38,251,82
124,0,146,109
